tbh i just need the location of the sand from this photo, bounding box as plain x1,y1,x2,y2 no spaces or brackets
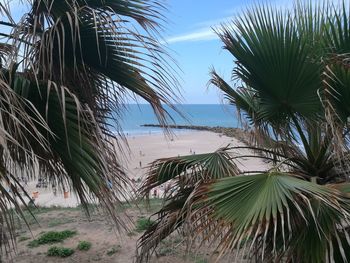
13,201,232,263
11,131,266,263
22,131,266,207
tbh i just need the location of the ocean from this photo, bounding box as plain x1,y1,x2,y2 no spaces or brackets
117,104,239,135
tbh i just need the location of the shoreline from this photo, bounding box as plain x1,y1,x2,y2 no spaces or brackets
22,130,263,208
124,128,195,137
141,124,250,144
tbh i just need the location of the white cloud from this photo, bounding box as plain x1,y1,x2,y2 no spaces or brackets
164,0,339,45
164,29,217,44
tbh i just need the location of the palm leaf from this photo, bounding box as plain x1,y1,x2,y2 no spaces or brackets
215,5,322,127
210,69,260,126
136,148,240,262
24,0,180,130
140,146,240,198
189,172,350,262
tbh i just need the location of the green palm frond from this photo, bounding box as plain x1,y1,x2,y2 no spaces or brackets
26,81,130,218
0,72,52,256
320,2,350,154
322,2,350,124
325,1,350,54
21,0,180,129
136,148,241,262
33,0,165,29
136,187,192,263
323,63,350,124
215,5,322,128
0,67,133,256
190,172,350,262
210,69,260,126
140,147,240,198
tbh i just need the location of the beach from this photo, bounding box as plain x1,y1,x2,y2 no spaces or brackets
13,130,266,263
23,130,266,207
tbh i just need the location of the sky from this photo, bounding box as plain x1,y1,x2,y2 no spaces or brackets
162,0,290,104
4,0,298,104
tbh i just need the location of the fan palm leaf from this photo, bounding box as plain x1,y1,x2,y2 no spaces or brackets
189,172,350,262
215,6,322,127
136,148,240,261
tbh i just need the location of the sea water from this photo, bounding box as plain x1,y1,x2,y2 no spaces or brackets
115,104,239,135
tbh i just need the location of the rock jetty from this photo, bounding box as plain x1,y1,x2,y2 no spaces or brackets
141,124,250,144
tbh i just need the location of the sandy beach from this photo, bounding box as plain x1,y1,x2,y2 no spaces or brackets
12,130,266,263
22,130,266,207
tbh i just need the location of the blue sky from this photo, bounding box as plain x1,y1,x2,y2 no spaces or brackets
163,0,290,104
6,0,294,104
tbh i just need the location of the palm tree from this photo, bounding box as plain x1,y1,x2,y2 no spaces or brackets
0,0,178,256
137,1,350,262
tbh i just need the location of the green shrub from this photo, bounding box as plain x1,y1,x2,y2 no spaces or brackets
135,217,154,232
47,246,74,257
28,230,77,247
77,240,91,251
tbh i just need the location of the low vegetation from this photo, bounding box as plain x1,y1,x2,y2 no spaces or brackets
47,246,75,257
28,230,77,247
12,204,212,262
135,217,155,232
77,241,92,251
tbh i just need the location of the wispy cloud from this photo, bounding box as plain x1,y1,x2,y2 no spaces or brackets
165,29,217,44
163,0,308,45
164,15,235,45
163,1,248,45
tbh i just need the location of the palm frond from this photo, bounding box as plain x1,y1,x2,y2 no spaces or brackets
210,69,260,126
140,146,240,198
19,0,180,131
189,172,350,262
321,2,350,157
136,148,240,261
215,5,322,128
